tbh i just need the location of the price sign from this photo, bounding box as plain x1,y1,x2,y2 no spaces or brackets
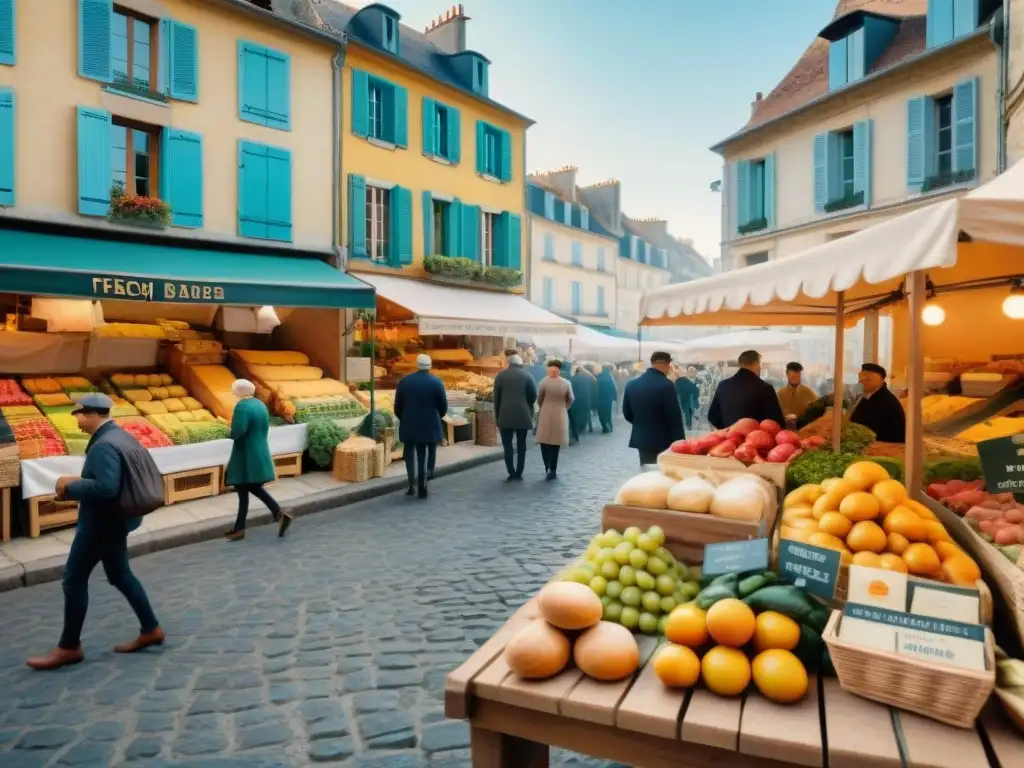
844,603,985,642
778,540,841,600
976,434,1024,501
702,538,770,578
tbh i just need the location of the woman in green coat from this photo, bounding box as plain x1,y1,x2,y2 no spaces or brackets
225,379,292,541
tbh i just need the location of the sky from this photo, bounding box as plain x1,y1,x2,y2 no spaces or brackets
346,0,840,264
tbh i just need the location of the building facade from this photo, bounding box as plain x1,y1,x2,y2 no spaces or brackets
1005,0,1024,165
716,0,1001,272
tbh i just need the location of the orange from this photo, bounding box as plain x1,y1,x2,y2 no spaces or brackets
751,649,809,704
839,492,881,522
871,479,908,514
934,540,965,561
753,611,801,652
886,532,910,555
782,504,815,521
664,603,709,648
846,521,887,554
883,507,928,542
784,485,823,509
701,646,751,697
940,555,982,587
705,598,756,648
851,551,883,569
813,480,855,517
903,498,939,522
843,461,890,491
818,512,852,538
820,478,846,492
652,643,701,688
867,579,890,598
808,531,849,552
780,527,812,544
925,521,953,544
902,543,941,576
785,517,821,532
878,553,909,573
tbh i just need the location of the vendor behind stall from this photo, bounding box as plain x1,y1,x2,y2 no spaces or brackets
777,362,817,423
849,363,906,444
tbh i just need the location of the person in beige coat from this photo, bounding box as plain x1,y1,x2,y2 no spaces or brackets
536,359,574,480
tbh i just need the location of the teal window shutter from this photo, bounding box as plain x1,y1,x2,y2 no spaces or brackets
813,134,828,211
265,146,292,241
461,204,479,261
952,77,978,173
571,241,582,266
571,282,581,314
906,96,927,189
447,105,461,164
563,202,572,226
446,198,462,257
237,43,288,129
763,153,776,228
265,49,290,130
352,69,369,137
0,89,13,205
348,174,367,258
597,248,605,272
422,97,436,155
0,0,15,66
504,212,521,270
735,160,750,227
499,129,512,182
927,0,954,48
544,191,554,219
389,185,412,264
542,277,553,309
169,21,199,102
580,208,589,230
847,27,865,83
161,129,203,228
853,120,872,205
544,233,554,260
597,286,605,315
79,0,112,82
238,141,268,238
392,83,408,148
422,191,433,257
953,0,978,38
475,121,485,174
76,106,111,216
828,38,847,90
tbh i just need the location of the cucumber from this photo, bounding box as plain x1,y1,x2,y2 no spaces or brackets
742,585,817,624
793,623,824,670
695,574,740,610
738,573,768,597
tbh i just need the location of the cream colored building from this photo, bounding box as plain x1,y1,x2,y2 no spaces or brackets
1005,0,1024,164
717,0,1001,272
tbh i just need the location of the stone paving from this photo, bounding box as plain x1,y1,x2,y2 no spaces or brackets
0,423,641,767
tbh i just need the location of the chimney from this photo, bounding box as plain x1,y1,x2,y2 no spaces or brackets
632,218,669,241
424,4,469,54
578,179,622,234
544,165,578,202
751,91,763,118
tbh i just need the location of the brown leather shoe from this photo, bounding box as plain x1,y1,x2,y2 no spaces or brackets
114,626,165,654
224,530,245,542
26,646,84,670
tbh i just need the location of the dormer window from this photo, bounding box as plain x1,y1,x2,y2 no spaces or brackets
829,26,864,90
382,14,399,54
927,0,989,49
822,13,897,91
472,57,489,97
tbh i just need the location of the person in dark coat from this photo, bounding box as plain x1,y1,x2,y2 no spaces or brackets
561,361,579,443
492,354,537,480
622,351,686,466
708,349,785,429
586,366,600,432
850,363,906,443
569,367,594,440
394,354,448,498
675,365,700,431
28,394,163,670
596,363,618,433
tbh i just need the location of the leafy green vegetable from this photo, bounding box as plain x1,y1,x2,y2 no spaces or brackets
923,458,983,484
306,418,351,468
357,410,392,438
839,423,875,454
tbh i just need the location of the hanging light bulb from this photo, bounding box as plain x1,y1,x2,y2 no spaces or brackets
922,303,946,326
1003,293,1024,320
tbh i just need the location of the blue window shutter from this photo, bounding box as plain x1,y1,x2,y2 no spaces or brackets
169,21,199,102
0,0,15,66
238,42,267,126
499,129,512,182
79,0,112,82
828,38,848,90
563,202,572,226
237,141,268,238
422,191,433,256
543,277,553,309
461,204,479,261
598,286,605,315
392,83,407,148
597,248,605,271
813,134,828,212
953,0,978,38
571,282,581,314
475,121,485,174
265,146,291,241
544,233,554,260
348,174,366,258
421,97,436,155
447,105,461,164
580,208,589,230
763,153,776,228
927,0,954,48
906,96,926,189
0,89,13,205
504,212,522,270
853,119,872,205
76,106,111,216
388,185,412,265
953,77,978,173
544,191,554,219
352,69,369,137
161,129,203,228
735,160,750,227
446,198,462,257
265,50,291,130
847,27,865,82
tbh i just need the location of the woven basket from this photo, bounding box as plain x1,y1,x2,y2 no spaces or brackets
0,442,20,488
371,442,386,478
332,443,374,483
475,409,497,447
823,611,995,728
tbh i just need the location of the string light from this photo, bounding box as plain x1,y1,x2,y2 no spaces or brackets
922,303,946,326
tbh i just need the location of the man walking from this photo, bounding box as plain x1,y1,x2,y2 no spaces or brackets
675,365,700,431
394,354,448,498
595,363,618,433
493,354,537,480
622,351,686,466
708,349,786,429
27,394,163,670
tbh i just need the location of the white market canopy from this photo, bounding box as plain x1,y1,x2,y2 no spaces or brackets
674,329,807,359
362,274,576,337
527,325,691,360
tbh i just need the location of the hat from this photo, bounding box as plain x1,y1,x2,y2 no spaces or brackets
231,379,256,397
508,354,523,366
416,354,432,370
71,392,114,414
861,362,887,378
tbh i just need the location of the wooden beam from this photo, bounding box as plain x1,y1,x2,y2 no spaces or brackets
832,291,846,453
905,271,926,494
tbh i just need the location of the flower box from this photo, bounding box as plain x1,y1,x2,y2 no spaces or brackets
108,184,171,228
737,217,768,235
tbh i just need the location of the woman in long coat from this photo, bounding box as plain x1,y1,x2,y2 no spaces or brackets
536,360,574,480
225,379,291,541
569,367,594,438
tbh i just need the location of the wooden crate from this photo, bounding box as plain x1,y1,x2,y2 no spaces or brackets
1,487,10,543
444,415,476,447
658,450,788,490
26,494,79,538
273,452,302,478
164,466,221,505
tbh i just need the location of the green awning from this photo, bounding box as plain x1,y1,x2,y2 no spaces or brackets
0,229,375,309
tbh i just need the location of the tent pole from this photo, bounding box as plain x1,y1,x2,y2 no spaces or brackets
831,292,845,453
369,318,376,439
863,309,879,364
906,271,926,493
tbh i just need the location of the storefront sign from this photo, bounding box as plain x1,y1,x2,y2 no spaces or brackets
90,277,226,303
778,540,841,600
976,434,1024,499
418,318,577,337
702,538,769,578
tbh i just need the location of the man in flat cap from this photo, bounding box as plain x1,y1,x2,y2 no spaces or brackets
849,363,906,444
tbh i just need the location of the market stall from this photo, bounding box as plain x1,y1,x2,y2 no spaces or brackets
674,329,808,365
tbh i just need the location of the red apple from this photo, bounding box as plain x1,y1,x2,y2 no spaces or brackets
670,439,698,455
744,430,775,451
732,444,758,464
727,418,761,441
759,419,782,437
766,443,798,463
708,440,738,458
775,430,801,446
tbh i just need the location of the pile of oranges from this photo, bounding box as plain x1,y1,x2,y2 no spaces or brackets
652,598,809,704
780,462,982,586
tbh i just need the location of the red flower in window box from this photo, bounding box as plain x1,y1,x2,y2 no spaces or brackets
108,184,172,227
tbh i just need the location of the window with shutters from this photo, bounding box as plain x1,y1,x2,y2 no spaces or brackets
571,241,582,267
480,211,497,266
110,7,160,99
571,282,581,314
110,118,160,198
432,198,449,255
382,14,398,54
434,106,448,158
365,185,391,263
935,96,953,176
597,287,606,316
238,41,291,131
909,79,977,193
543,234,555,261
369,82,384,140
736,157,769,234
542,277,554,310
597,248,606,272
483,128,499,177
815,122,871,213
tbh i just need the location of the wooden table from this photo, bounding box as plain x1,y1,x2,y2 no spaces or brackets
446,600,1024,768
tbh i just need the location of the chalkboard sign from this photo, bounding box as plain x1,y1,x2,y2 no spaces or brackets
778,540,842,600
976,434,1024,501
702,538,770,578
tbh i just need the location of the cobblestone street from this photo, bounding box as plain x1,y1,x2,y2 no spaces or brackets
0,425,639,767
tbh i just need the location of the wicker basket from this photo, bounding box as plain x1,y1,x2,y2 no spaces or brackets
332,442,375,483
475,409,498,447
371,442,387,478
823,610,995,728
0,442,20,488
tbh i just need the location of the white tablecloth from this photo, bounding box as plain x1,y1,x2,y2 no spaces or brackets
19,424,308,498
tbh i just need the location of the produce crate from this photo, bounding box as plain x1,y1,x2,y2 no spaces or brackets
332,444,374,483
474,409,498,447
0,441,19,488
658,450,788,490
371,442,387,478
164,466,221,505
1,487,10,542
26,495,79,538
444,415,476,447
273,452,303,479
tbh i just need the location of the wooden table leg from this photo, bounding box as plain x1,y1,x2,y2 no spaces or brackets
471,725,550,768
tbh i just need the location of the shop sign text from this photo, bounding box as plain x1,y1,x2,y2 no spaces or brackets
91,277,226,303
